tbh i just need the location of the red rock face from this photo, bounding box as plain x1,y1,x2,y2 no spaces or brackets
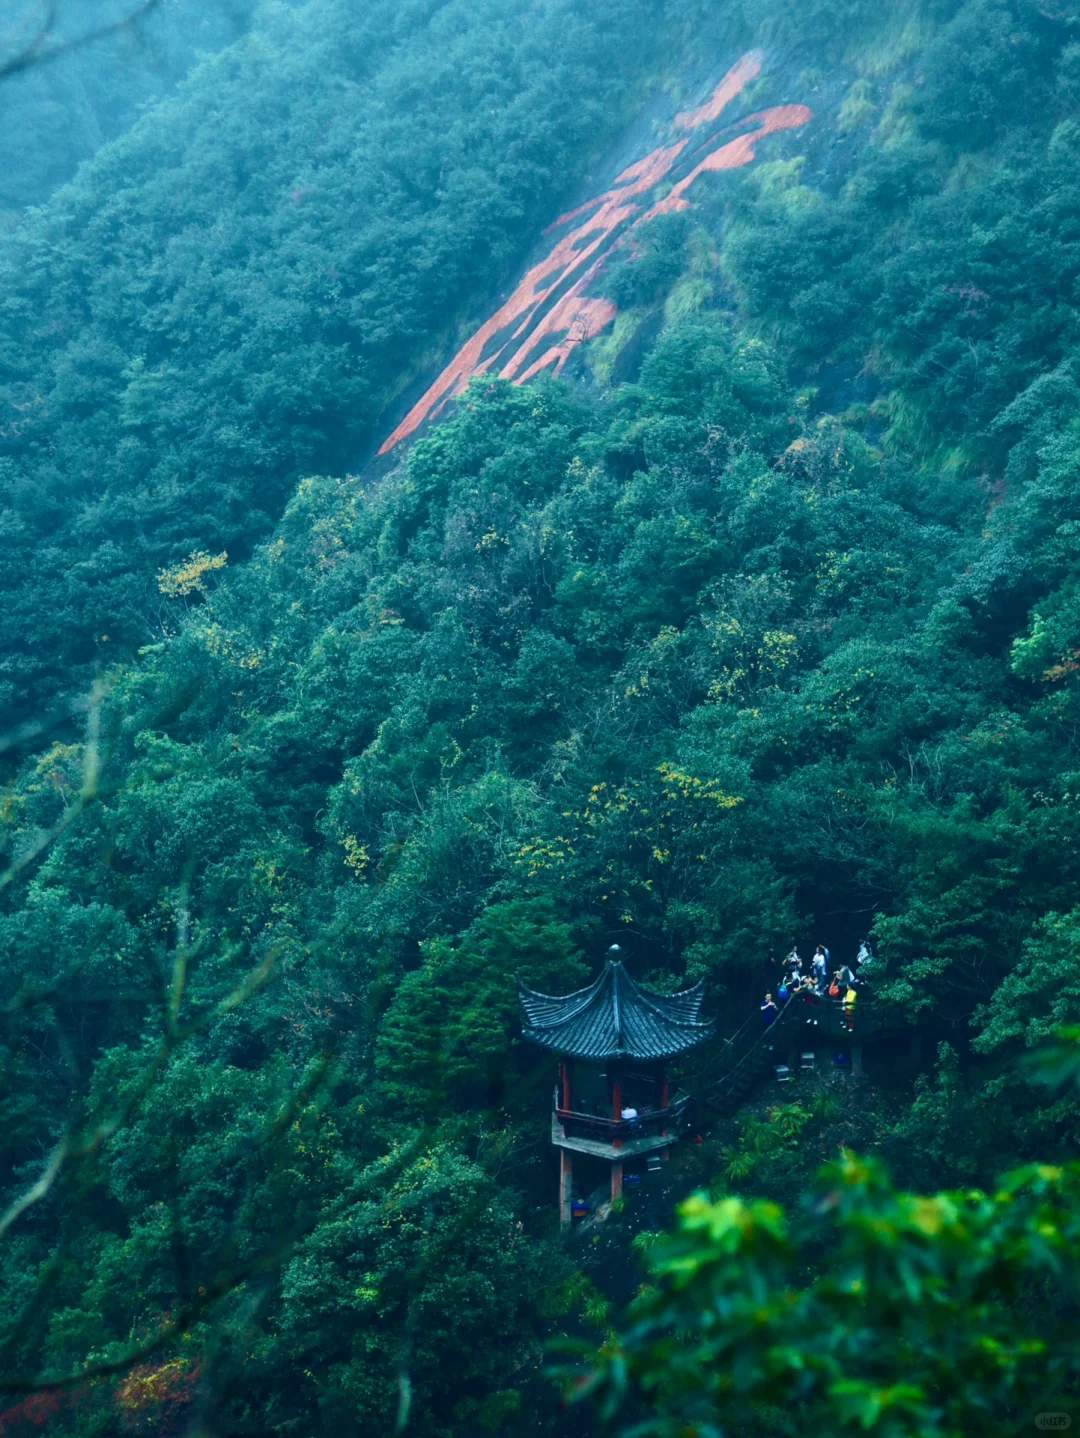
379,52,811,455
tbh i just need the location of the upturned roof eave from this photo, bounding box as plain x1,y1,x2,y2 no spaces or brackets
521,1021,715,1063
519,959,713,1061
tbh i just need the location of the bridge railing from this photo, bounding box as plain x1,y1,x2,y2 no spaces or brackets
782,990,879,1038
704,996,799,1100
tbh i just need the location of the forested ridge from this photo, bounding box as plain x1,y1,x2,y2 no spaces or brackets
3,0,1080,1433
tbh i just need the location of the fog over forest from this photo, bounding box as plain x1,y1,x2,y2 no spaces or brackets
2,1,1080,1434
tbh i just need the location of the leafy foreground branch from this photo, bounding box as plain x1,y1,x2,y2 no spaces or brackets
576,1149,1080,1437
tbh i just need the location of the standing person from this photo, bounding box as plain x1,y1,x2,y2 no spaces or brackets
761,993,778,1028
843,984,857,1031
838,960,856,988
812,946,827,989
854,938,874,994
828,972,841,998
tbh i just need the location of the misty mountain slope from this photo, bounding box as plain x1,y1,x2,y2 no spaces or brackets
0,0,725,720
3,0,1075,723
2,311,1077,1431
2,0,1080,1432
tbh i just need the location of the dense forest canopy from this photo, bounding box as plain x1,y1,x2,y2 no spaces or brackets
2,0,1080,1433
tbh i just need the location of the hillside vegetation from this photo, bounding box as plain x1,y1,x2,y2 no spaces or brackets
2,0,1080,1433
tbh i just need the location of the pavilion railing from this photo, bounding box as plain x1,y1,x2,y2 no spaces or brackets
554,1093,688,1144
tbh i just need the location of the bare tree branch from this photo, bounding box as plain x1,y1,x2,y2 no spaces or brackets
0,0,163,82
0,942,278,1243
0,679,108,895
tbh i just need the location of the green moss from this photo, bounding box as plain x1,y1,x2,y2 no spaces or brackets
838,77,876,134
847,0,934,79
665,277,714,323
872,82,917,149
587,310,642,387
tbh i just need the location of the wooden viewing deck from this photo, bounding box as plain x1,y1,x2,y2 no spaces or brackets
779,991,895,1041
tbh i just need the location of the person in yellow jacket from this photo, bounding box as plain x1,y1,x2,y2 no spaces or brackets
842,984,857,1032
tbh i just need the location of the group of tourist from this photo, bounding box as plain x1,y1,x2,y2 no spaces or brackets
760,939,874,1031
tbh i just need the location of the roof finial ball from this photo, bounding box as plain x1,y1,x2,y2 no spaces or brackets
607,944,623,960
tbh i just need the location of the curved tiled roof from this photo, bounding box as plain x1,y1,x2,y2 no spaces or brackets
520,960,712,1061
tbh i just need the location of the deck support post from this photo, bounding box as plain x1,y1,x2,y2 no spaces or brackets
559,1149,573,1227
611,1161,623,1203
851,1043,864,1078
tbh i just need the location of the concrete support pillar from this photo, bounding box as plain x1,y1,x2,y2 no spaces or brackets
851,1044,864,1078
611,1161,623,1203
559,1149,572,1227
